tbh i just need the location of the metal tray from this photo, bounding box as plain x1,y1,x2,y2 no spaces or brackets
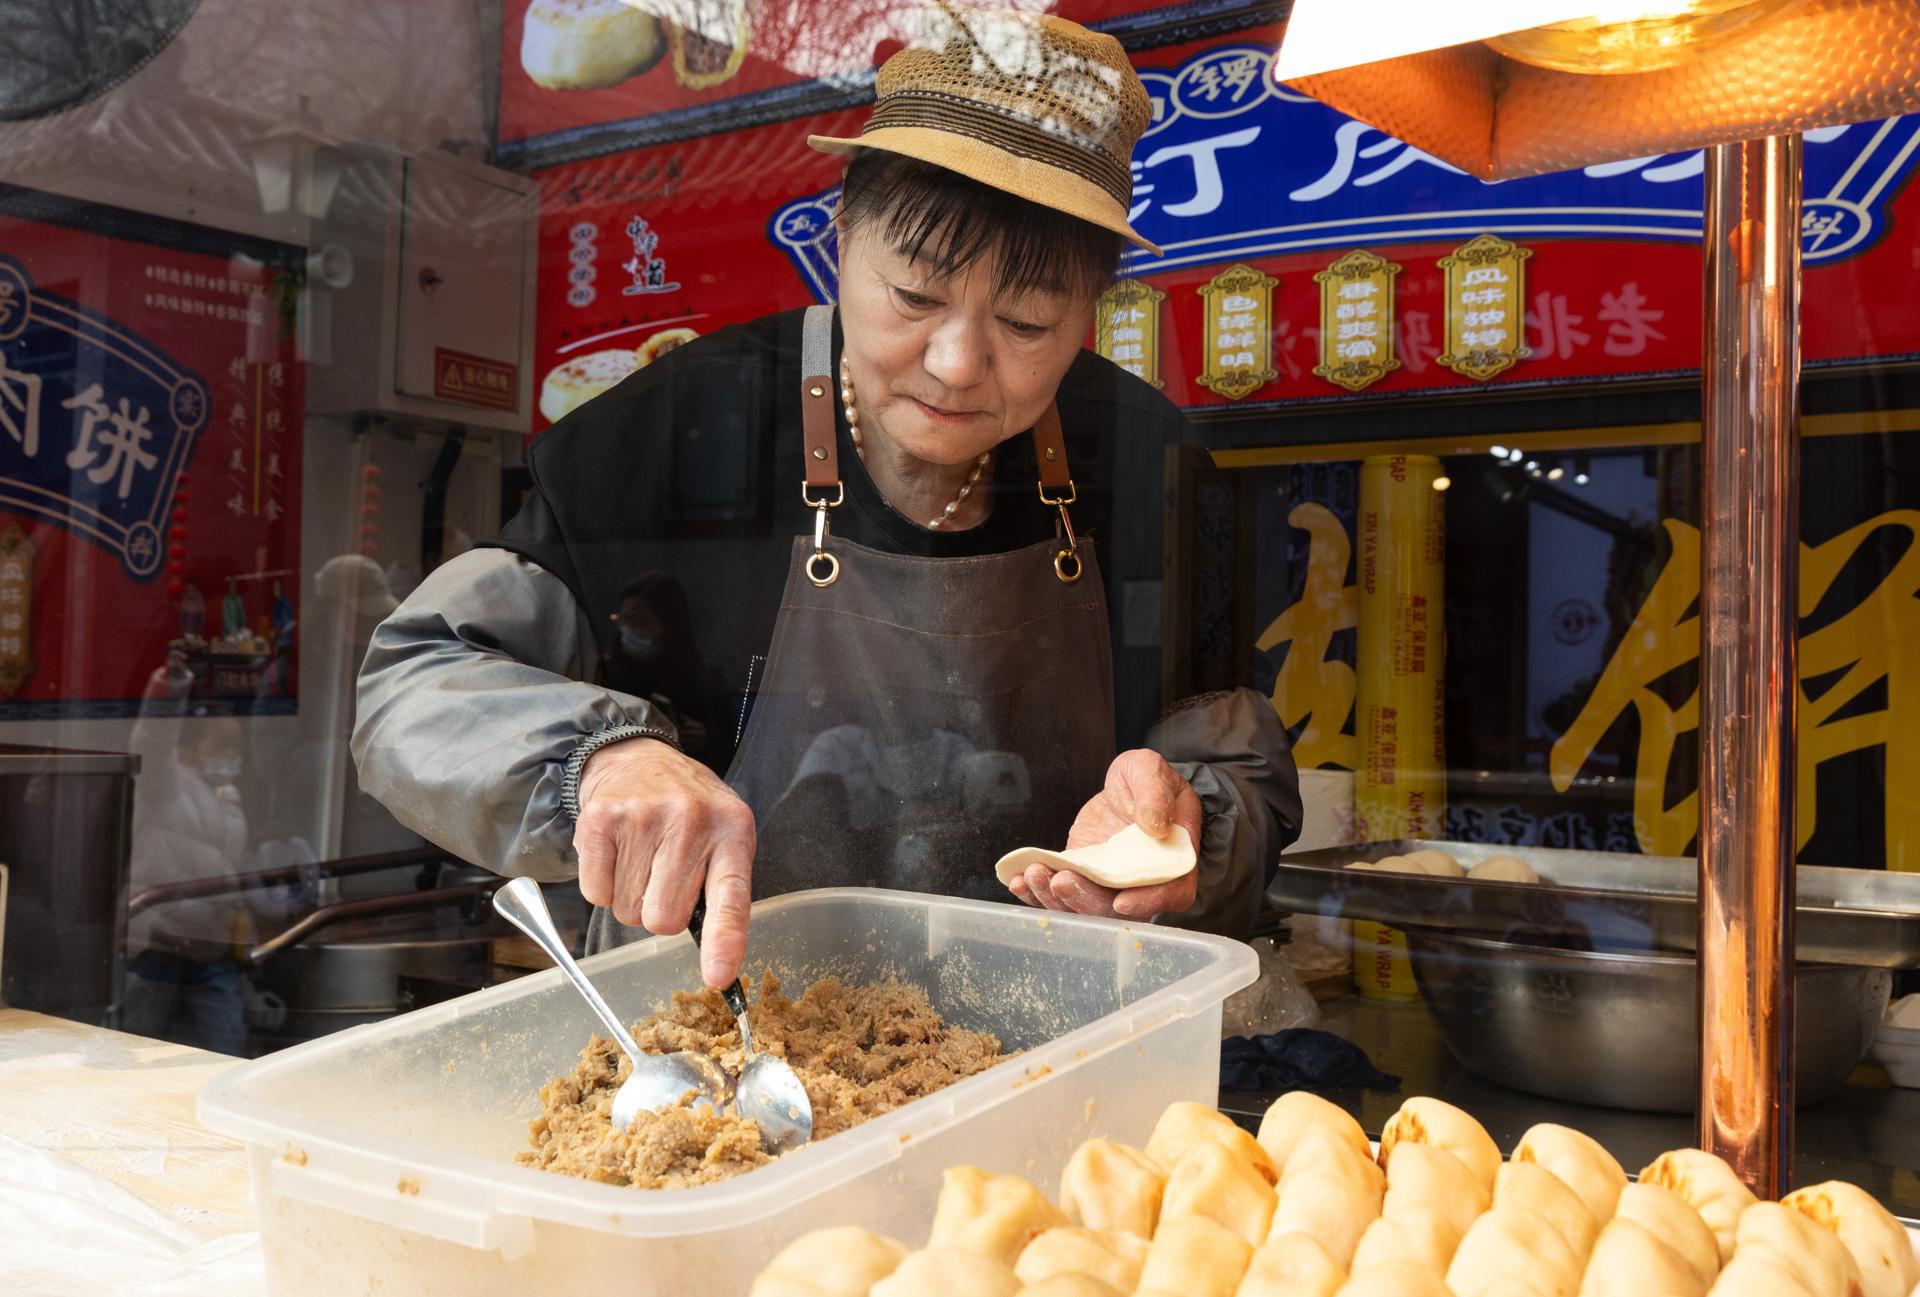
1268,840,1920,968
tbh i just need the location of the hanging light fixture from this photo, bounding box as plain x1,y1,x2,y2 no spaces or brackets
1271,0,1920,180
248,97,344,220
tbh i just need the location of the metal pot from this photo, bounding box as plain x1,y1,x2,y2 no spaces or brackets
1405,929,1890,1113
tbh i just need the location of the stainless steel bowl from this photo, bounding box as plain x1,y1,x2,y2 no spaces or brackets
1405,930,1891,1113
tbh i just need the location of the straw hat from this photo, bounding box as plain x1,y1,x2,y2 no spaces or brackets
808,6,1163,256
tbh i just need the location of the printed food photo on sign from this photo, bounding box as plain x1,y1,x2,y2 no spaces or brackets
495,0,1176,154
0,185,303,719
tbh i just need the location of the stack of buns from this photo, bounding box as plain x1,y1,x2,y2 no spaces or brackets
750,1093,1920,1297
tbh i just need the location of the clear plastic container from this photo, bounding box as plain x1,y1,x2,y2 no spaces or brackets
197,887,1256,1295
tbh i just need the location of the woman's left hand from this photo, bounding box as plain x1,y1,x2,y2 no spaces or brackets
1007,748,1204,920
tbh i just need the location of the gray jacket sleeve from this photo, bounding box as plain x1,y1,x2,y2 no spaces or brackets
1149,687,1303,937
351,548,672,882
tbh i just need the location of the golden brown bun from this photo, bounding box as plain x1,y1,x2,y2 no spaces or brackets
749,1226,909,1296
1011,1226,1147,1293
1782,1181,1920,1297
926,1167,1068,1268
1379,1096,1502,1193
1236,1233,1347,1297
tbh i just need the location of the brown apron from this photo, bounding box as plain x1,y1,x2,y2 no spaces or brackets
584,305,1117,951
732,304,1116,902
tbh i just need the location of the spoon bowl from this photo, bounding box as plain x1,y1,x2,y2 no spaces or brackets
492,878,732,1128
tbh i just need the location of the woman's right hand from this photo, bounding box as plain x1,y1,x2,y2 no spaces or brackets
573,737,755,988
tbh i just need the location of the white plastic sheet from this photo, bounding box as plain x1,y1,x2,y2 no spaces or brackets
0,1134,262,1297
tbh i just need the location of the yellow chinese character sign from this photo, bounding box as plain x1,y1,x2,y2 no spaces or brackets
1438,234,1532,382
0,522,34,699
1096,280,1165,389
1313,250,1402,392
1196,264,1278,401
1551,512,1920,872
1255,502,1359,770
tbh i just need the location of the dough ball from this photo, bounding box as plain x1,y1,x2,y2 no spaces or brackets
1578,1218,1708,1297
1161,1139,1278,1246
1512,1124,1626,1226
1494,1161,1600,1263
1734,1201,1867,1297
1236,1232,1347,1297
1403,848,1466,877
1057,1139,1165,1239
1334,1259,1457,1297
1782,1180,1920,1297
1145,1102,1277,1185
1286,1126,1386,1194
927,1167,1068,1268
1268,1156,1384,1268
519,0,666,91
1469,855,1541,884
1378,1097,1502,1194
1638,1148,1758,1264
1613,1182,1720,1287
1349,1209,1460,1276
1384,1141,1489,1241
1138,1214,1253,1297
1368,855,1425,875
749,1226,909,1296
1446,1206,1584,1297
1255,1091,1371,1175
1706,1253,1820,1296
1012,1226,1147,1293
1019,1277,1123,1297
870,1248,1021,1297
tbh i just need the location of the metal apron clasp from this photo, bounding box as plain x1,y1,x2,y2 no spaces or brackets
1039,479,1082,584
802,480,843,587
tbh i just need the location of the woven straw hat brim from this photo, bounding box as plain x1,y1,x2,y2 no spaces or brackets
809,127,1163,258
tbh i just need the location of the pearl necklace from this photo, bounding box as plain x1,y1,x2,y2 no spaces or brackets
841,357,989,530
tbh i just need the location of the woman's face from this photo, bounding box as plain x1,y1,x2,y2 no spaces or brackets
836,223,1097,467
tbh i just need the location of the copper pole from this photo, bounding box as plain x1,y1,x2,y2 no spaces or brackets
1697,134,1801,1196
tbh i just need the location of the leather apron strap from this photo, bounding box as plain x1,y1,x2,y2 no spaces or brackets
798,303,1083,584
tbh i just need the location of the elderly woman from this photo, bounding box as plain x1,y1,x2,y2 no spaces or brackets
353,8,1300,989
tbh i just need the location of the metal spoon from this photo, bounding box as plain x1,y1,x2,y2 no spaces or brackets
688,898,814,1155
492,877,731,1130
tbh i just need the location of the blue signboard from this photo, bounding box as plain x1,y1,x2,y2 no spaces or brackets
0,255,207,580
772,42,1920,299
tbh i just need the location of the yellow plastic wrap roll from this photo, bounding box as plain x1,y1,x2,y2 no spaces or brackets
1352,453,1447,1001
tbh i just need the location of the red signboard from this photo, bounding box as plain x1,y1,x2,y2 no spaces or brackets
526,25,1920,431
0,190,303,716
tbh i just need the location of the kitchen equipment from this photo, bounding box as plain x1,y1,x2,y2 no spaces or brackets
491,877,730,1126
1268,840,1920,968
1405,929,1891,1112
196,887,1255,1296
688,896,812,1154
129,847,518,1053
0,744,138,1026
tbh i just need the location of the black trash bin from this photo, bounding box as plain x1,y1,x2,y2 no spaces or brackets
0,744,139,1026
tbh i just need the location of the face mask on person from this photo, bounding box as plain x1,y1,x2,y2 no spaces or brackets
619,627,663,658
203,757,243,784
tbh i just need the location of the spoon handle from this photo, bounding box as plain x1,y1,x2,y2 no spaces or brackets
688,897,752,1022
493,878,645,1060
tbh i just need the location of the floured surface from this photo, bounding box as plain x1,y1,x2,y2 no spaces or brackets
520,974,1007,1189
994,824,1197,891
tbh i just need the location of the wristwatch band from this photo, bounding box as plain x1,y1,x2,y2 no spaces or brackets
561,722,680,821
